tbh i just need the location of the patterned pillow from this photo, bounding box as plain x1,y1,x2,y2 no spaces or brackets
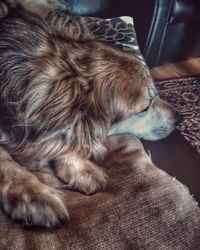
84,16,145,64
85,17,138,52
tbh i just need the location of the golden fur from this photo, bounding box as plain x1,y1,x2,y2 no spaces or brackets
0,0,178,228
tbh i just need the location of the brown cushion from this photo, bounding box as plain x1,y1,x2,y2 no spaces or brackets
0,135,199,249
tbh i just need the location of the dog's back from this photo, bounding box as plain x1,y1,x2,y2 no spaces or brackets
0,10,52,143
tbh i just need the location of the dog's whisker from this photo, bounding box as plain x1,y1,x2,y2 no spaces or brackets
147,149,152,160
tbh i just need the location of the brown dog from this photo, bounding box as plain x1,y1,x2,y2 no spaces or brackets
0,0,179,228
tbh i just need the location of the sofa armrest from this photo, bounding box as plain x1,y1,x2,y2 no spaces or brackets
140,0,200,66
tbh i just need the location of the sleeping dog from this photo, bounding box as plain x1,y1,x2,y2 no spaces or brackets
0,0,180,228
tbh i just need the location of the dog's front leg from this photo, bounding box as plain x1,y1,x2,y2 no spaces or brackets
0,145,69,227
54,155,108,195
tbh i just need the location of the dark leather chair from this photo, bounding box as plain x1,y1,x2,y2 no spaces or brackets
64,0,200,66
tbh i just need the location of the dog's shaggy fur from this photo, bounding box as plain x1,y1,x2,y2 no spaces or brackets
0,0,179,228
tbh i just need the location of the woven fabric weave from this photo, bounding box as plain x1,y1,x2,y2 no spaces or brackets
0,135,200,250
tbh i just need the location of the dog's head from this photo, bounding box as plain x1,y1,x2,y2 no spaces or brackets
109,95,181,140
94,46,181,141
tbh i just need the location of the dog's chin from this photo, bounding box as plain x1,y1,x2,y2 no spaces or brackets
109,124,177,141
139,128,175,141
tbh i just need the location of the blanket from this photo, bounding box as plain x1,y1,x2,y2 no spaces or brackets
0,135,199,250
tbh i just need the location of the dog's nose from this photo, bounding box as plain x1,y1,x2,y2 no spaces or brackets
175,111,183,126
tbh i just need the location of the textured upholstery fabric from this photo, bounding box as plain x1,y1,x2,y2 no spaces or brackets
0,135,200,250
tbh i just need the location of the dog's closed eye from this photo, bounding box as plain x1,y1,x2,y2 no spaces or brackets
139,95,155,115
140,105,150,113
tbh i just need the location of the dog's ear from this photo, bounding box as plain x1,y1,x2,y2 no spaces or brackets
0,2,9,18
99,67,144,119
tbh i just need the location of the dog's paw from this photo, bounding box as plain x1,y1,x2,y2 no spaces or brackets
2,180,69,228
57,160,108,195
70,163,108,195
0,2,9,18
